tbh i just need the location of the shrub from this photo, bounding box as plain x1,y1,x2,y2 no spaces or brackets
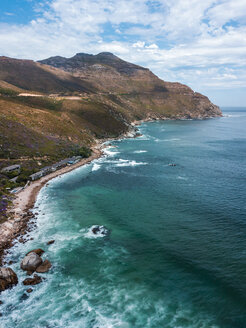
76,146,92,158
0,87,18,96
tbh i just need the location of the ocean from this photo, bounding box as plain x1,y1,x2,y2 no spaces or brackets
1,107,246,328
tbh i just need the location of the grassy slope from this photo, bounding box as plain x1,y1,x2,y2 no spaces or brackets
0,92,128,221
0,57,95,94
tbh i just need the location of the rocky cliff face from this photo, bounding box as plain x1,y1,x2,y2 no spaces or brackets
40,52,222,119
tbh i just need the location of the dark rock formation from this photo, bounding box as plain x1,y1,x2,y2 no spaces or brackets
36,260,52,273
91,225,110,236
26,249,45,256
47,240,55,245
21,252,43,272
0,267,18,292
23,274,42,286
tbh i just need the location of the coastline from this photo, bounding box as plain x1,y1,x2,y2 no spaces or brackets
0,112,223,265
0,144,103,265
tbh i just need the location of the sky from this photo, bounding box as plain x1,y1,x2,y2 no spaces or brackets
0,0,246,106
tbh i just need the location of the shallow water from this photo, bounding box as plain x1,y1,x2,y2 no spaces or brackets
1,107,246,327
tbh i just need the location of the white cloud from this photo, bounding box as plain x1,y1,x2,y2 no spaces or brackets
0,0,246,97
132,41,146,48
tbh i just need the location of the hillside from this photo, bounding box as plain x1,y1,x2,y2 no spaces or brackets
40,52,222,119
0,53,222,221
0,56,95,94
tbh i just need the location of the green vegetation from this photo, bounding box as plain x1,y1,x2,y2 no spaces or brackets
0,87,18,97
76,146,92,158
16,167,36,184
8,96,63,111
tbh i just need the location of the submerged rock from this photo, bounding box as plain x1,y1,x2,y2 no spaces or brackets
47,240,55,245
26,288,33,293
20,293,29,301
36,260,52,273
21,252,43,272
91,225,110,237
23,274,42,286
0,267,18,292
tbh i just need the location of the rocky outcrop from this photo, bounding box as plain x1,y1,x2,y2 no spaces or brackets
0,267,18,292
20,252,43,272
23,274,42,286
26,248,44,257
91,225,110,237
47,240,55,245
36,260,52,273
20,248,52,288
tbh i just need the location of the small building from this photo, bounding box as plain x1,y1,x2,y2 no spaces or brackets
10,176,18,183
1,164,21,173
30,171,44,181
29,156,82,181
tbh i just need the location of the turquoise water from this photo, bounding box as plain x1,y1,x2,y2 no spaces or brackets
1,108,246,327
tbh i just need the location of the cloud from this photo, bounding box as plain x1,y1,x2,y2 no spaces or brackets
4,12,15,16
0,0,245,95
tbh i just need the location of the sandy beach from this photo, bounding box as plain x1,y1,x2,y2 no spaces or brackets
0,145,103,264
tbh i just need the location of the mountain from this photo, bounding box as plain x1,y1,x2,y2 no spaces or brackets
0,56,95,94
0,52,222,219
40,52,222,120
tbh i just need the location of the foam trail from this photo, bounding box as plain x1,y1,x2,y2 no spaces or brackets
133,150,147,154
103,147,120,157
92,163,101,171
115,160,147,167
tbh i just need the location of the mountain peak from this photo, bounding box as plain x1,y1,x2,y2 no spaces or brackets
97,52,116,57
39,51,147,76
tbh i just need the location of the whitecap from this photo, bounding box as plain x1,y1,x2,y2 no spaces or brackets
81,225,110,239
177,176,189,180
115,160,147,167
92,163,101,172
133,150,147,154
103,148,120,157
155,138,180,142
222,114,245,118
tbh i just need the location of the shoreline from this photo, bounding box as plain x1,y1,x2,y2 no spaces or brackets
0,113,222,265
0,144,104,265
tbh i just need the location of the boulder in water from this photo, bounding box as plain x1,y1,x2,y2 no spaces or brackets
23,274,42,286
0,267,18,292
47,240,55,245
21,252,43,272
26,249,44,256
91,225,110,236
36,260,52,273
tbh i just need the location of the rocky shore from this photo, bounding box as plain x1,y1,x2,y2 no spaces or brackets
0,146,103,268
